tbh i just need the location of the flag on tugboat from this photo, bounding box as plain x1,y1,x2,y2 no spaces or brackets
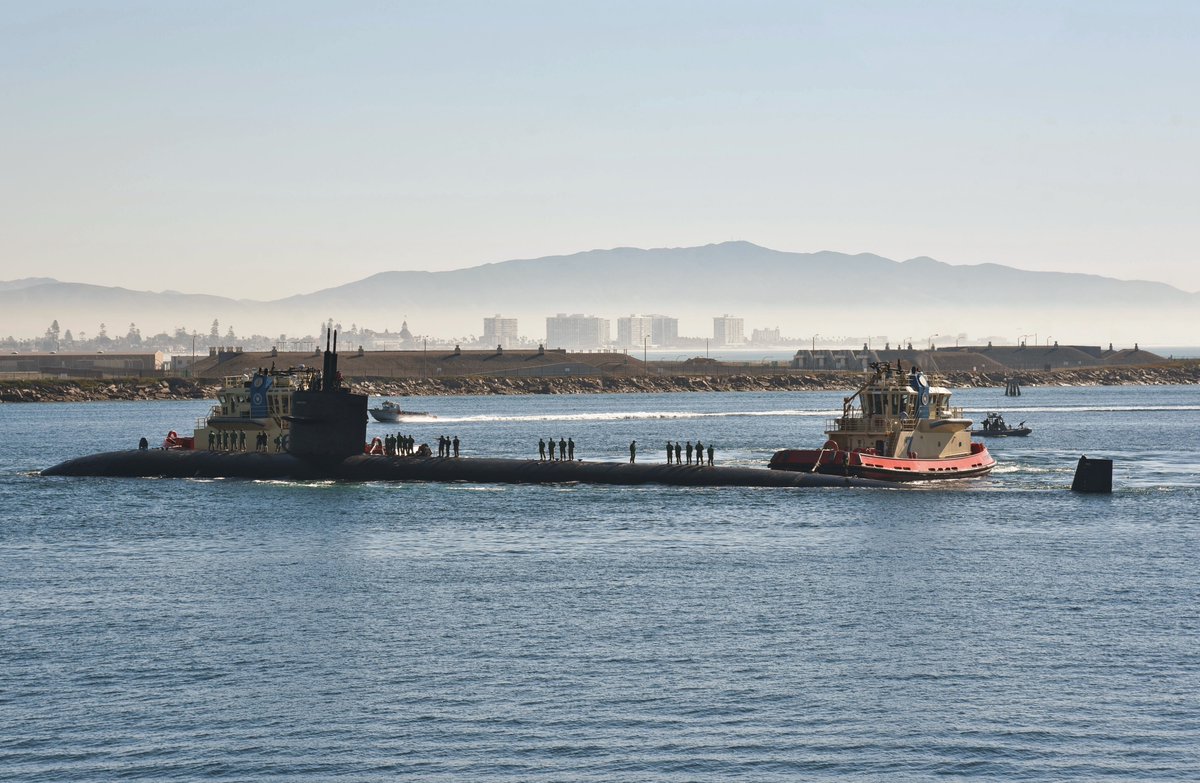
910,370,931,419
250,374,273,418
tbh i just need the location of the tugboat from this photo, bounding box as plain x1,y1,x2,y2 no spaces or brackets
368,399,434,423
769,361,995,481
173,365,320,452
971,412,1031,437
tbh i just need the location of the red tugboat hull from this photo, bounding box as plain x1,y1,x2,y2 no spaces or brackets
769,443,995,482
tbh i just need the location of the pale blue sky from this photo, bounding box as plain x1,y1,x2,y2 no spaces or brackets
2,1,1196,295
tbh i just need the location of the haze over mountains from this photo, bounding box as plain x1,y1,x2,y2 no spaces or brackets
2,242,1196,345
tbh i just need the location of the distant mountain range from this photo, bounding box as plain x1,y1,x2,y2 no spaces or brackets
2,242,1197,344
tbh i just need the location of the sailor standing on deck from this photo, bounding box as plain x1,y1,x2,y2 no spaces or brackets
686,441,693,465
629,440,637,463
452,436,460,458
548,438,557,461
559,438,567,462
538,438,546,461
695,441,703,466
568,438,575,460
666,441,673,464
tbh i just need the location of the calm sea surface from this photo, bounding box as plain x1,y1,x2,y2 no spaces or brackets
2,386,1198,781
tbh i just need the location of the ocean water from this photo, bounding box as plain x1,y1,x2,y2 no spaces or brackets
2,386,1198,781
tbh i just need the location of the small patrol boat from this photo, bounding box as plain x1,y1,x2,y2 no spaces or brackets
769,360,995,481
368,399,434,423
971,412,1031,437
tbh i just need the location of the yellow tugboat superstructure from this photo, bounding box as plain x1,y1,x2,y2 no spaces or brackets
185,367,319,452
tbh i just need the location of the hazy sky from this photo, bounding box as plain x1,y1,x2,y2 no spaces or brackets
2,1,1197,296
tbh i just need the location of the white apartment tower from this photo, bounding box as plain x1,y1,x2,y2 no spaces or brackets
713,315,745,346
616,316,653,348
483,315,519,349
617,314,679,347
545,314,610,351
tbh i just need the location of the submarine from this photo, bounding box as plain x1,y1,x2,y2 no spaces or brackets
42,330,890,490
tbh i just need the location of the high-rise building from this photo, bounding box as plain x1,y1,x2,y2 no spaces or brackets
713,315,745,346
616,316,653,348
648,314,678,347
545,314,610,351
617,314,678,347
482,315,519,349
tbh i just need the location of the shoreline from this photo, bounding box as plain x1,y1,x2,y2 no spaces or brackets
2,363,1198,403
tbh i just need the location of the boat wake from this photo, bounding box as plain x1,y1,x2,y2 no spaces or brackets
396,409,837,425
963,404,1200,413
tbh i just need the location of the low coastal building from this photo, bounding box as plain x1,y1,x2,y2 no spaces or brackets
0,351,164,379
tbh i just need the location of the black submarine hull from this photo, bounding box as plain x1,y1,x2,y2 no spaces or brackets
41,449,892,488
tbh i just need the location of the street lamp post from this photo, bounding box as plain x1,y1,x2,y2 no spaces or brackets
191,332,196,378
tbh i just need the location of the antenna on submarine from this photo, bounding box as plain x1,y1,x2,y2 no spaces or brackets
321,327,336,391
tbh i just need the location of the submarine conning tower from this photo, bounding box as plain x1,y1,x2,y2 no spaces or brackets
286,328,368,464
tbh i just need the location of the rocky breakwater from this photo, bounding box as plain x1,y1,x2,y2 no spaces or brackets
347,362,1200,396
2,362,1197,402
0,378,218,403
940,363,1200,388
352,373,861,397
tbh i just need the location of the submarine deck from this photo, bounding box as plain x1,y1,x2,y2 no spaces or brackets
41,450,892,488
